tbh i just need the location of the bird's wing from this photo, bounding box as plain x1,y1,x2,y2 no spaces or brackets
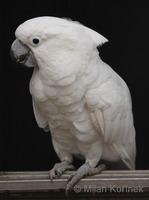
86,85,136,169
32,99,49,132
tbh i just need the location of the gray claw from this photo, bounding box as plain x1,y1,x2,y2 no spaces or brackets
65,163,106,193
49,169,56,182
49,161,75,182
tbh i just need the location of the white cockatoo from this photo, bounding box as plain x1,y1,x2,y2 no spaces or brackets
11,16,136,192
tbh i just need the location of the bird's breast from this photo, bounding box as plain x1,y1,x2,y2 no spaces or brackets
29,67,101,145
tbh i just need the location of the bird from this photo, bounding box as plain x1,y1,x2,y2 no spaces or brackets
10,16,136,192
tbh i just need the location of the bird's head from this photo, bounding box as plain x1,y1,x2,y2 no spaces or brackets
10,16,108,79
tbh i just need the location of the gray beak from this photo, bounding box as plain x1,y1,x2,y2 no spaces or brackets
10,39,37,68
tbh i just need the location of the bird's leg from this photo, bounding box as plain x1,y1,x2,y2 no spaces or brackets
49,160,75,181
66,162,106,193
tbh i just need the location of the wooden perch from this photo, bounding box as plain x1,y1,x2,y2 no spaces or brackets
0,170,149,199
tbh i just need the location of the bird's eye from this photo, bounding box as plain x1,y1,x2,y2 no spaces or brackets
29,36,42,46
33,38,39,44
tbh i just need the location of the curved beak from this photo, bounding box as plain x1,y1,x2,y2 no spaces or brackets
10,39,37,68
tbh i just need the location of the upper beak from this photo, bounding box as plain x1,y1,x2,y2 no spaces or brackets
10,39,37,68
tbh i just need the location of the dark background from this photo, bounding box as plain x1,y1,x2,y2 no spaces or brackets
1,1,149,171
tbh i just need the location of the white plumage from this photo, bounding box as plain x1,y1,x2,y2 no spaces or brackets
11,16,136,190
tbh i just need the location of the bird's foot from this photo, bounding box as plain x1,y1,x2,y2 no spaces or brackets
66,163,106,193
49,161,75,181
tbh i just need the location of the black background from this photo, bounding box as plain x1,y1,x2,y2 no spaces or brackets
1,1,149,171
